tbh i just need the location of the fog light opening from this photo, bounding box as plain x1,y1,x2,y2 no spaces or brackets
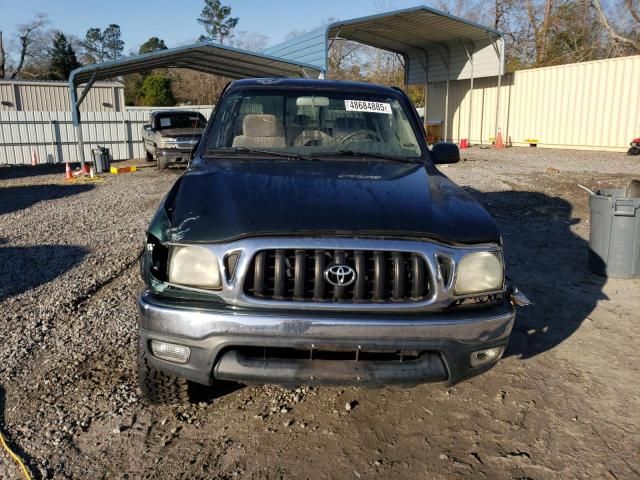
150,340,191,364
470,346,505,368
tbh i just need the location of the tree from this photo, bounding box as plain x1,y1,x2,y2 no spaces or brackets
593,0,640,55
0,31,6,78
10,13,49,78
82,24,124,63
139,74,176,106
49,32,81,80
102,24,125,59
139,37,167,54
197,0,239,44
229,31,267,51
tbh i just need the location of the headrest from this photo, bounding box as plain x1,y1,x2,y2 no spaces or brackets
243,114,281,137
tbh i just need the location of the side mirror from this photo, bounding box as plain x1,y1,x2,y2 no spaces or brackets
431,142,460,164
143,124,152,131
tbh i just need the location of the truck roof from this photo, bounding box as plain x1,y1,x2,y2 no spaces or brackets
229,78,400,95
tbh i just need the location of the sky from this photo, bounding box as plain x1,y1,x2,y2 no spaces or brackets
0,0,427,55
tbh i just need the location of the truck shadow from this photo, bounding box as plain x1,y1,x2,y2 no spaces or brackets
0,244,88,301
465,188,607,360
0,385,38,479
0,183,94,217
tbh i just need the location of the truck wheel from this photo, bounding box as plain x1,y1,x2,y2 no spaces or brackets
145,149,154,162
137,347,191,405
157,155,168,170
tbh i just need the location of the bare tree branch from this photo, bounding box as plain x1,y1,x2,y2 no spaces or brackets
9,14,49,79
0,31,5,78
625,0,640,24
593,0,640,53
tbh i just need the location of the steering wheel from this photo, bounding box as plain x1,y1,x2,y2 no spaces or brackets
338,130,383,144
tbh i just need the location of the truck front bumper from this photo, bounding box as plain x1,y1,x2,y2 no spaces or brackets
138,290,516,387
156,148,193,163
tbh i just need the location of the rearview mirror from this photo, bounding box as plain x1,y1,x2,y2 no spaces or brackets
296,96,330,107
143,124,152,131
431,142,460,164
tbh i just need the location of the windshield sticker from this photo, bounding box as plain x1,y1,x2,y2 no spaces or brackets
159,117,171,127
344,100,392,115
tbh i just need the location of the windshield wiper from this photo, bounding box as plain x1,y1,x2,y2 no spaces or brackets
216,147,316,161
321,150,422,164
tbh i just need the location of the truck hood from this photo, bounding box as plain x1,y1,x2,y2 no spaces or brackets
158,128,204,137
164,159,500,245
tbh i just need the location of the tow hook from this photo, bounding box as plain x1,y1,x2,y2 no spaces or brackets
509,286,532,307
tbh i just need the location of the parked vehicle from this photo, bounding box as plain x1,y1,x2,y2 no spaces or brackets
141,110,207,169
138,78,528,405
628,137,640,156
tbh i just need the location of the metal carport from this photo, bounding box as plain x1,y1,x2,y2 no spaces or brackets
264,6,505,144
68,42,323,168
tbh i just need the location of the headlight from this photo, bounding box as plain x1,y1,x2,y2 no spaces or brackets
454,251,504,295
159,138,178,148
168,245,221,289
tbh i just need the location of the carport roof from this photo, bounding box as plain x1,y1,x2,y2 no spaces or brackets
69,41,323,89
264,6,504,84
326,6,502,53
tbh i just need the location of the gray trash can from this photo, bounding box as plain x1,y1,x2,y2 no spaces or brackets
91,146,111,173
588,188,640,278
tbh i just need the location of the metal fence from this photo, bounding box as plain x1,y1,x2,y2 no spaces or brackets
425,54,640,151
0,106,215,165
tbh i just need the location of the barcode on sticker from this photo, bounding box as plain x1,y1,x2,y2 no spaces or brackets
345,100,392,114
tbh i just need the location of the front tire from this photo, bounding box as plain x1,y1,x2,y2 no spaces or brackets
145,149,154,162
137,346,191,405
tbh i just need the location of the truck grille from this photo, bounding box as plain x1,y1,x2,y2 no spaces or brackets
244,249,433,303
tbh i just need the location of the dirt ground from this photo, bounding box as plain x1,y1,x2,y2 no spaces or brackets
1,148,639,479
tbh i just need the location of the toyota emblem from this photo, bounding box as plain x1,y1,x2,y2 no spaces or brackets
324,264,357,287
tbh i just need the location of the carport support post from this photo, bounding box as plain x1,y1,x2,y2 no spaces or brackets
75,123,85,169
494,36,505,142
460,40,474,146
69,71,98,171
69,85,86,170
468,53,474,146
444,79,449,141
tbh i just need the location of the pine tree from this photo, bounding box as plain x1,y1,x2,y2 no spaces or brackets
139,37,167,55
103,24,124,60
82,24,124,63
49,32,81,80
197,0,239,44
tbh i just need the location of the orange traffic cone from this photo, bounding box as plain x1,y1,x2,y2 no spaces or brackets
65,162,73,180
459,138,469,149
495,129,505,149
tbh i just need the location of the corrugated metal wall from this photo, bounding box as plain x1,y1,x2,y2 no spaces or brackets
0,80,124,112
426,55,640,151
0,106,214,165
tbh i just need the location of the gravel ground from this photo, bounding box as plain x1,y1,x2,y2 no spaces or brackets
0,148,639,479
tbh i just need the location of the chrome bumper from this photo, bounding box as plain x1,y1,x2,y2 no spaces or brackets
138,290,516,386
156,148,192,161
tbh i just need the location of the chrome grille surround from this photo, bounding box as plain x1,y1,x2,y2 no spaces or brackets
165,237,504,313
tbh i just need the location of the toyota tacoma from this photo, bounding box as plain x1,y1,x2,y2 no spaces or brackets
138,78,527,405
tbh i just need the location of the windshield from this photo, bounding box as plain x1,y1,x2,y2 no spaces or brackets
155,112,207,130
204,89,424,160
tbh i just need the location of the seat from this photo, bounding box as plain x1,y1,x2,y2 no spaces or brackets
232,114,286,149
